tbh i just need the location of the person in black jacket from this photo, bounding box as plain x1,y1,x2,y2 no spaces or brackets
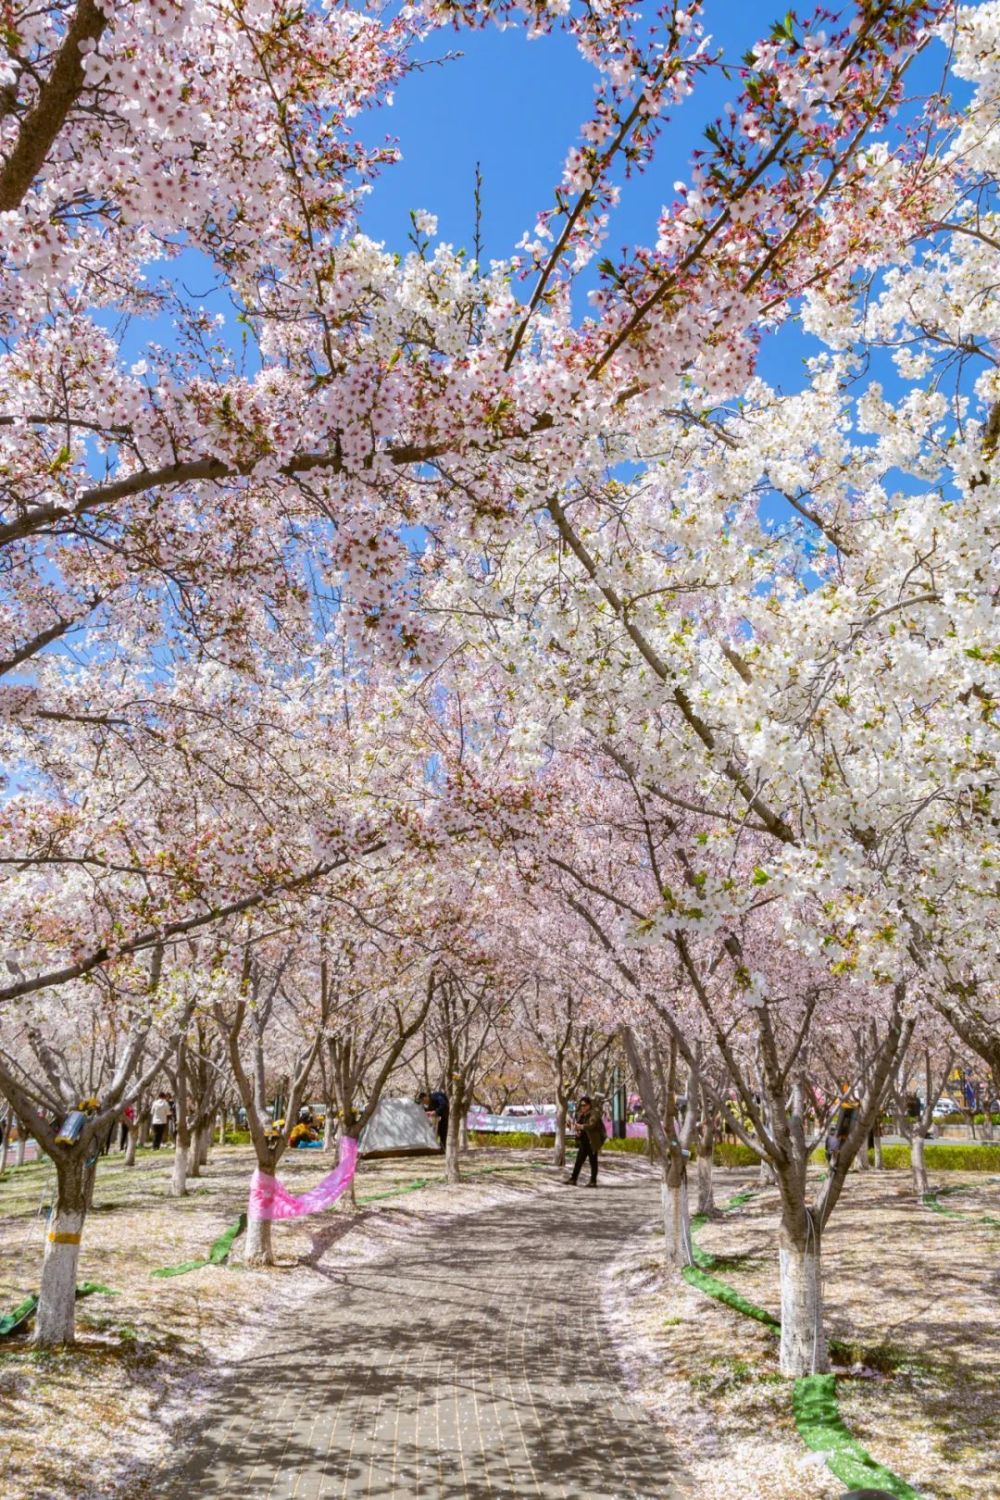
420,1090,449,1150
564,1096,606,1187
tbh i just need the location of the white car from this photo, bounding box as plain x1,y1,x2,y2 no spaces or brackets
932,1097,962,1117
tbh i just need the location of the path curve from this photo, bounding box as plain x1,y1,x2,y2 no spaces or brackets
165,1171,686,1499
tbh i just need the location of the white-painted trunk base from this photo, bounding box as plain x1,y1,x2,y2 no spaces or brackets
778,1242,827,1375
170,1147,188,1197
244,1215,275,1266
661,1176,693,1269
36,1210,84,1345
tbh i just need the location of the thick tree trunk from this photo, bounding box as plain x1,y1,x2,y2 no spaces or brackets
912,1132,930,1199
553,1100,568,1168
778,1230,828,1376
460,1112,469,1152
445,1098,462,1185
696,1145,715,1216
36,1154,91,1346
244,1214,274,1267
15,1122,27,1167
758,1157,775,1186
0,1119,9,1175
661,1165,693,1270
874,1131,884,1169
322,1112,335,1151
138,1110,151,1147
124,1127,137,1167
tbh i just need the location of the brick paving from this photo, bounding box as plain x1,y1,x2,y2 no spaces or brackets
165,1169,686,1499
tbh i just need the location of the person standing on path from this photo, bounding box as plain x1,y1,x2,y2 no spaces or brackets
564,1096,606,1186
150,1093,170,1149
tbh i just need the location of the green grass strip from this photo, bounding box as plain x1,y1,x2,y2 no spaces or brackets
1,1282,117,1339
358,1178,430,1204
923,1188,1000,1227
922,1191,964,1219
207,1213,247,1264
793,1373,921,1499
151,1214,247,1278
681,1263,781,1328
0,1293,38,1338
686,1192,922,1497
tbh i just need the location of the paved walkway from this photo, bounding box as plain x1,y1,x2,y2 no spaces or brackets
166,1171,686,1499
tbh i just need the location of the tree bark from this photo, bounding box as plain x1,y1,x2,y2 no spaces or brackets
778,1229,827,1376
15,1122,27,1167
124,1126,137,1167
912,1131,929,1199
322,1111,335,1151
170,1038,189,1196
0,1117,9,1175
553,1096,568,1168
445,1094,462,1185
36,1153,91,1346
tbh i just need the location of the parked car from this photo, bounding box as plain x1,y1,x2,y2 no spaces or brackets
932,1097,962,1117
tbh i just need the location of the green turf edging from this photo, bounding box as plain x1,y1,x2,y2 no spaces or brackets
793,1373,922,1498
681,1262,781,1327
358,1178,430,1203
151,1214,247,1278
686,1194,922,1498
0,1282,118,1339
0,1293,39,1338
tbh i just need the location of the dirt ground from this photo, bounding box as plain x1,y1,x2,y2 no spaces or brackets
3,1148,997,1500
603,1165,1000,1500
0,1142,557,1500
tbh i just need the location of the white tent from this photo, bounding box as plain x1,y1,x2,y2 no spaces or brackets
358,1097,441,1159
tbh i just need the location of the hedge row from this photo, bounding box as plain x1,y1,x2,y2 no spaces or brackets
467,1132,763,1165
468,1134,1000,1172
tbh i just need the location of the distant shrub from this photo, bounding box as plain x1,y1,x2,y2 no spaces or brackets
604,1136,649,1154
806,1141,1000,1171
469,1131,554,1149
924,1142,1000,1171
713,1143,763,1167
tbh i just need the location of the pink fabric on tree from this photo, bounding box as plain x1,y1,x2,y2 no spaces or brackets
248,1136,358,1220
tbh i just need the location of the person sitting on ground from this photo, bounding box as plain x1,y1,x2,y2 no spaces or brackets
564,1095,607,1187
